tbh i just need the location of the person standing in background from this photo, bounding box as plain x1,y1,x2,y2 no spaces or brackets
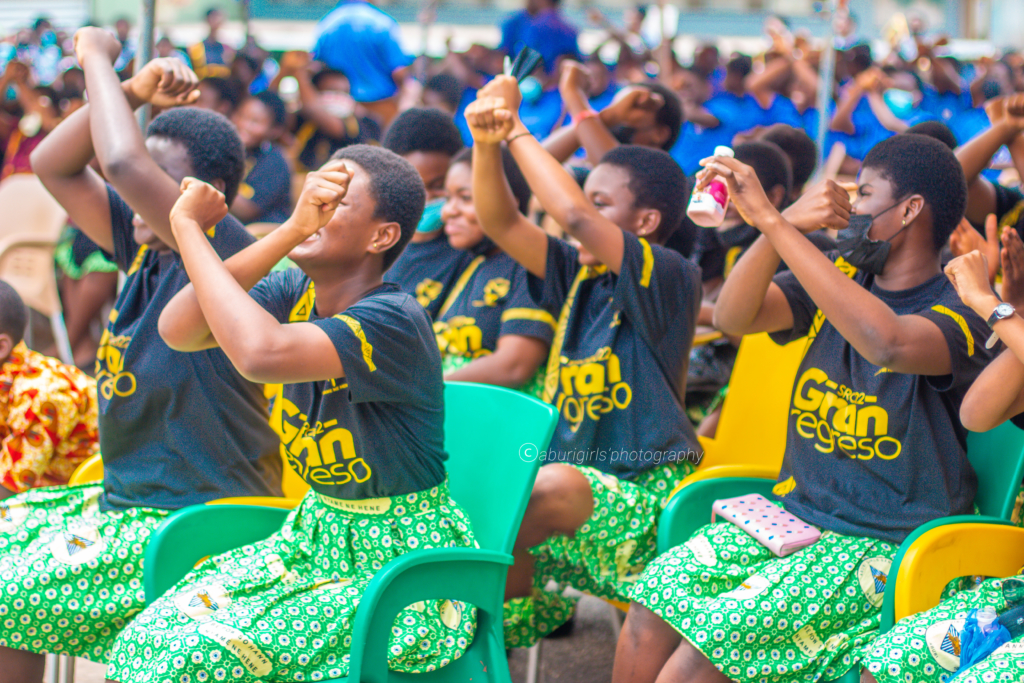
189,8,234,79
312,0,412,126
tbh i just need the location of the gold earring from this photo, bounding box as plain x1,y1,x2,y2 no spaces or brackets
902,219,906,227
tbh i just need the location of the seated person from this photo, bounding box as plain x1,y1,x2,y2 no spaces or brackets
2,36,281,680
0,281,98,495
615,133,994,683
423,73,464,116
272,52,381,173
434,146,556,397
231,91,292,225
383,107,475,318
861,230,1024,683
54,226,119,367
112,146,477,682
758,123,818,203
465,78,703,649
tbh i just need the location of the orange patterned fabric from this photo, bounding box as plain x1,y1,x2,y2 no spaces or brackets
0,342,98,492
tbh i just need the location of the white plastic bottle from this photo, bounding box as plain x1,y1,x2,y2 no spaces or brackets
687,146,735,228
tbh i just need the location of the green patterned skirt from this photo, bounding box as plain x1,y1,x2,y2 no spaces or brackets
864,574,1024,683
503,460,695,648
630,521,897,682
106,482,478,683
441,354,545,399
0,483,169,661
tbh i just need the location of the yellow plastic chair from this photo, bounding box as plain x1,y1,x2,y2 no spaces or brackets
678,332,806,489
68,453,103,486
893,522,1024,625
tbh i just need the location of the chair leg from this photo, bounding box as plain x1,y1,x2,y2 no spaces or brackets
59,654,75,682
49,312,73,366
44,654,59,683
525,641,542,683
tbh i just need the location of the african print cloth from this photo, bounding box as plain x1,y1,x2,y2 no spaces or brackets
0,483,167,660
630,520,897,682
441,353,545,399
504,460,694,648
107,481,478,682
0,342,99,492
865,574,1024,683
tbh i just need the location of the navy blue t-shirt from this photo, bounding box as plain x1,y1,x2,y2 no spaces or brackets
239,143,291,224
249,271,447,499
529,233,702,477
385,235,476,319
769,255,995,542
434,251,556,359
98,188,282,511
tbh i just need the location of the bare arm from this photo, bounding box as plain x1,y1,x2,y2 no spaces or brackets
74,29,201,253
471,139,548,278
445,335,548,387
160,161,353,353
830,82,864,135
865,90,909,133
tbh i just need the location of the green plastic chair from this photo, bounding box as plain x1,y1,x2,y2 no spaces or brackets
143,381,558,683
656,419,1024,683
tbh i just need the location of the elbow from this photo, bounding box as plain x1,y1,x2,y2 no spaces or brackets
504,356,543,388
960,390,1000,434
99,152,142,183
712,299,750,337
859,329,902,370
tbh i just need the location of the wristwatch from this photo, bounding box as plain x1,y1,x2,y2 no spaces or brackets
986,302,1016,349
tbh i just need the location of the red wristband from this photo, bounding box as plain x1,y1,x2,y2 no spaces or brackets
573,109,600,126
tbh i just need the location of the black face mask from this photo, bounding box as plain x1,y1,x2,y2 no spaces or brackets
835,198,910,275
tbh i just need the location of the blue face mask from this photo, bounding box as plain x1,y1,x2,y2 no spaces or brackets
519,76,543,104
883,89,916,120
416,198,445,233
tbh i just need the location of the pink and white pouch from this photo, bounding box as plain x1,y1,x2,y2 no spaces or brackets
712,494,821,557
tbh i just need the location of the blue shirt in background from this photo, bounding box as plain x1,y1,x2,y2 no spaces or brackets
758,94,803,128
670,92,762,174
920,85,972,123
500,9,580,71
313,0,412,103
519,88,566,140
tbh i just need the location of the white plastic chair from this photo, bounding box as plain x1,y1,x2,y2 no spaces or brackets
0,174,73,363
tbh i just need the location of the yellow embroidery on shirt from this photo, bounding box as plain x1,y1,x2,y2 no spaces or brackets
639,238,654,288
335,314,376,372
500,308,557,330
930,305,975,357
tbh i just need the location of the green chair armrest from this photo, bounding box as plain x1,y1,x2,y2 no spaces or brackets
144,504,290,603
657,477,776,554
346,547,514,683
880,516,1015,634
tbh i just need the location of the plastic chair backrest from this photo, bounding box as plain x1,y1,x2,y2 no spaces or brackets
0,175,68,315
697,332,806,471
442,381,557,553
967,420,1024,518
68,453,103,486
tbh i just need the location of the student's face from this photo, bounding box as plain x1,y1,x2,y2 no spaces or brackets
405,151,451,202
195,82,232,117
441,162,485,251
853,167,908,242
232,99,274,150
141,135,195,251
579,163,644,266
290,162,394,267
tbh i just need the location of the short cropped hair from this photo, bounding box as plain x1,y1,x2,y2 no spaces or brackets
201,77,244,112
638,82,684,150
330,145,426,269
726,55,753,78
734,141,792,203
424,74,463,111
862,134,967,252
761,124,816,190
253,90,286,126
147,107,245,205
382,108,463,158
905,121,958,151
599,145,688,238
0,280,26,347
451,146,531,215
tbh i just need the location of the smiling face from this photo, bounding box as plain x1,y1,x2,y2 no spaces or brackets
289,162,391,269
139,135,196,251
405,150,451,203
231,98,274,151
440,162,484,251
